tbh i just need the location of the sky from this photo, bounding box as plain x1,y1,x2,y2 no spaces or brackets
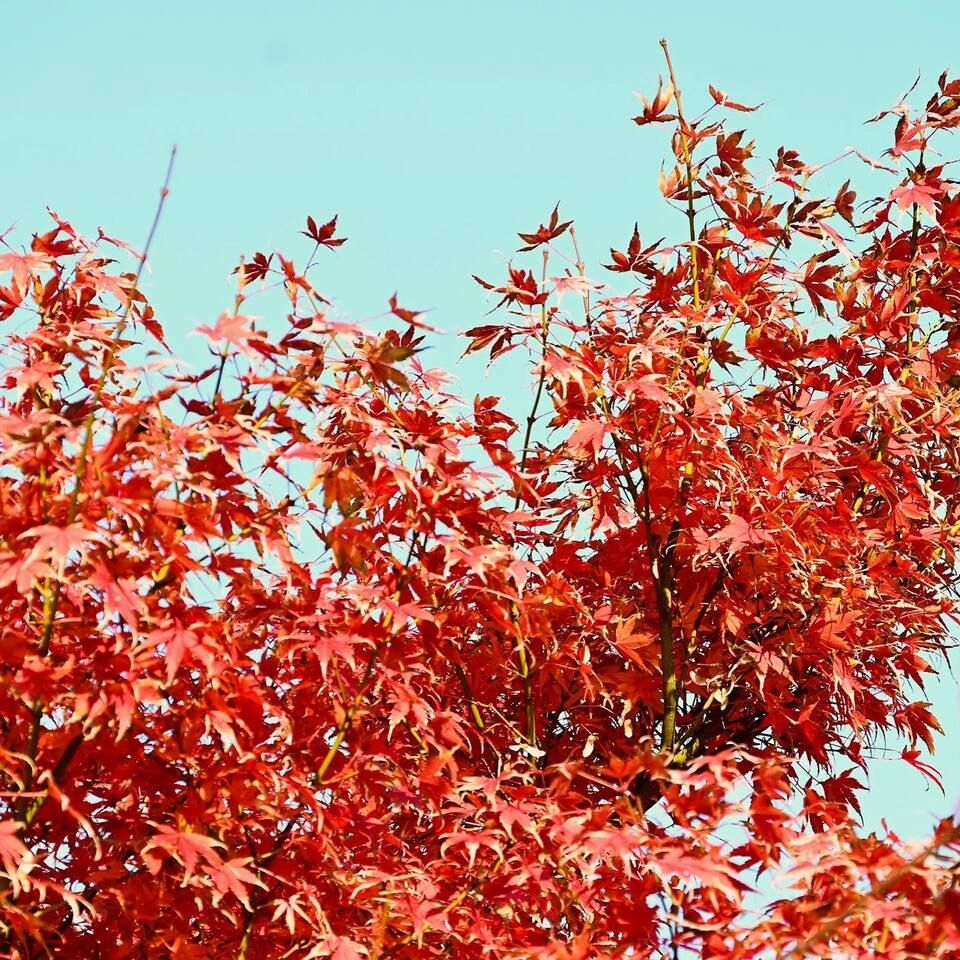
7,0,960,836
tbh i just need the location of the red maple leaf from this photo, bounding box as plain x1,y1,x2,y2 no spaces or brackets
302,214,347,248
516,204,573,252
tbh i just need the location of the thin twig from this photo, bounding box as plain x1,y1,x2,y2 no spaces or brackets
16,147,177,823
660,39,700,311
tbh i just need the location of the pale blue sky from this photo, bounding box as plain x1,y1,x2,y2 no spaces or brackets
7,1,960,834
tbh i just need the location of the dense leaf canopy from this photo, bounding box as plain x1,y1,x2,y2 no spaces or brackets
1,46,959,959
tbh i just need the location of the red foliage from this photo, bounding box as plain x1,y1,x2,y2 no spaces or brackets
1,45,960,959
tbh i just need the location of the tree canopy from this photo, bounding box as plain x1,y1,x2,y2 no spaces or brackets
1,44,959,960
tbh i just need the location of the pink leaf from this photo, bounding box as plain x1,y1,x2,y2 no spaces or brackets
205,857,266,909
568,419,613,456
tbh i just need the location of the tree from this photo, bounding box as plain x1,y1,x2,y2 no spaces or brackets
1,41,959,959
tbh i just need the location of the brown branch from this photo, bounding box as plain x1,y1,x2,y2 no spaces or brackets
453,662,486,732
507,249,551,752
660,39,700,311
602,408,677,753
17,146,176,826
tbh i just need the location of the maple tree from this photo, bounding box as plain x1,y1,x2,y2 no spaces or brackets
3,40,960,959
